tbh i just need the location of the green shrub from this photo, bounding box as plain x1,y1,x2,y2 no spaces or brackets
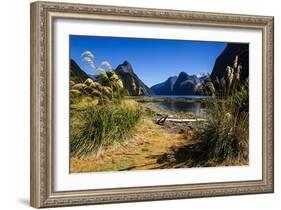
70,103,142,158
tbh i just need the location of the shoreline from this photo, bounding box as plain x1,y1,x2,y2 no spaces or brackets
139,100,208,120
126,95,213,103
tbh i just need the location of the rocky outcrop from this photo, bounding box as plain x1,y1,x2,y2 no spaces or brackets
115,61,154,96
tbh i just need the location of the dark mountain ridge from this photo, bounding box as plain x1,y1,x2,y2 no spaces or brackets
151,72,202,95
210,43,249,83
115,61,154,96
70,59,90,83
151,76,178,95
173,72,199,95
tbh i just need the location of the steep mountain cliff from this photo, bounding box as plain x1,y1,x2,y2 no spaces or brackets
195,43,249,96
115,61,154,96
173,72,199,95
70,59,90,83
210,43,249,83
151,76,178,95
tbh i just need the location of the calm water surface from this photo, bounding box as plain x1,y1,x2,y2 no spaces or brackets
148,101,206,115
145,95,211,115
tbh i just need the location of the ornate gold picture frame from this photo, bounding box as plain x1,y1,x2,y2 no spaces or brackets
30,1,274,208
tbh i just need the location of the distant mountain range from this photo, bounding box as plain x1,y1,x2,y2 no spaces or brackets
151,43,249,96
151,72,208,95
70,43,249,96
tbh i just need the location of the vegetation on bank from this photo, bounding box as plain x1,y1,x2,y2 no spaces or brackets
130,96,212,103
195,76,249,164
71,100,142,158
70,51,143,159
196,95,248,164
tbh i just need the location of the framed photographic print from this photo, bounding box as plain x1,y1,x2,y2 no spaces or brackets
30,1,274,208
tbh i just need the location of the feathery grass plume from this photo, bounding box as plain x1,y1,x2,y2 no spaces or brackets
89,81,102,89
70,80,75,87
107,70,124,89
95,67,106,74
80,50,125,99
81,50,96,69
91,90,102,98
83,56,93,63
80,50,94,58
70,89,82,96
83,56,96,68
84,86,94,95
100,60,112,69
84,78,94,86
98,72,110,84
235,65,242,81
98,70,125,99
70,89,83,104
224,66,234,97
101,86,112,97
72,83,87,91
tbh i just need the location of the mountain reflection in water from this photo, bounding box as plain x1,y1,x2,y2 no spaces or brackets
147,101,204,115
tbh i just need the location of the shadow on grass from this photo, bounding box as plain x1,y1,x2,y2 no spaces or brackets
119,162,157,171
119,142,211,171
152,143,210,169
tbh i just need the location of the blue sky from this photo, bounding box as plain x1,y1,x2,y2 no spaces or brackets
70,35,227,87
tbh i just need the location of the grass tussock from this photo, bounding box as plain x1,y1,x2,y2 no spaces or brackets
196,80,249,164
71,100,142,158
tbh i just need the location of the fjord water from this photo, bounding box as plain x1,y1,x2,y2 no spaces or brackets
145,95,211,115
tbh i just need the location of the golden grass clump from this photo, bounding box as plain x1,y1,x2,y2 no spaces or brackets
70,102,142,158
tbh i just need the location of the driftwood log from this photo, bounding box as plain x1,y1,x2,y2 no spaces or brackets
165,118,206,122
155,114,206,124
155,115,168,125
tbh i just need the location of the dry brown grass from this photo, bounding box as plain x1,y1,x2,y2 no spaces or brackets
70,118,190,173
70,96,98,110
120,99,139,108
